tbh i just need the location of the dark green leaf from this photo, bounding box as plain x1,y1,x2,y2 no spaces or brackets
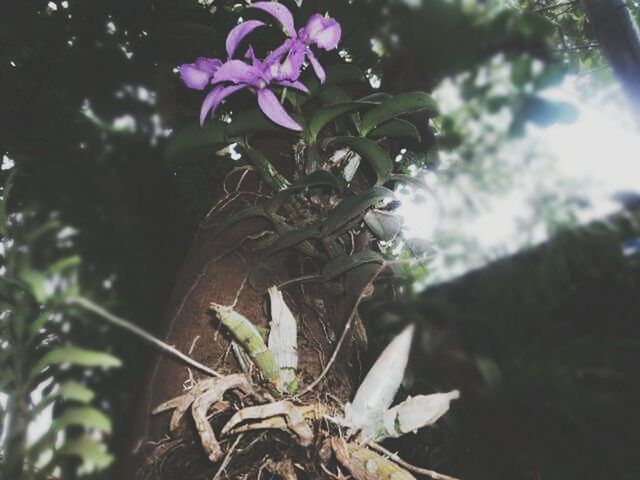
360,92,439,135
226,109,303,138
243,147,290,192
324,137,393,184
308,102,367,140
164,122,227,164
261,226,320,257
368,119,421,141
209,206,270,238
268,171,345,213
322,186,395,236
321,251,385,280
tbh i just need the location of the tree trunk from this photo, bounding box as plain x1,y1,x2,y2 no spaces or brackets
582,0,640,126
120,136,377,479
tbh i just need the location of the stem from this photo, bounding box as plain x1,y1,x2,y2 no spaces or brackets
68,296,222,378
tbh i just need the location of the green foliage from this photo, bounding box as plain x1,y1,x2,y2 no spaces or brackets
0,181,120,479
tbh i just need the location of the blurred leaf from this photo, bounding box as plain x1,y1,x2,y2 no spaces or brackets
0,170,16,237
54,406,112,434
57,381,96,404
56,437,115,472
32,346,122,378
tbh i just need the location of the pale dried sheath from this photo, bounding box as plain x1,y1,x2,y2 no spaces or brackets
347,324,415,425
364,209,403,241
267,286,298,392
376,390,460,440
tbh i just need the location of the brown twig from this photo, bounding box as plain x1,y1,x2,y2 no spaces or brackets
368,442,460,480
367,442,459,480
70,296,222,378
296,261,388,397
212,434,243,480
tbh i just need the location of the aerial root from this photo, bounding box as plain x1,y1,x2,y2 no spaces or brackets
152,374,254,462
222,400,324,447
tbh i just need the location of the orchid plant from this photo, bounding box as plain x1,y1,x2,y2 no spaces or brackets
179,1,341,130
166,2,453,478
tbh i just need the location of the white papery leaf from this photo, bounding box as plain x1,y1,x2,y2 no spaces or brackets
267,286,298,392
364,209,403,241
377,390,460,440
347,325,414,426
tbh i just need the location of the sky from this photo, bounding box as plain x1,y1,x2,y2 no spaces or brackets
399,75,640,284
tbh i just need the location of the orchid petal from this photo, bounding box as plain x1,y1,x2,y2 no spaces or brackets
226,20,265,58
276,80,309,93
306,49,326,84
180,63,213,90
250,1,296,37
199,84,247,125
213,59,261,86
257,88,302,131
304,14,341,50
195,57,223,74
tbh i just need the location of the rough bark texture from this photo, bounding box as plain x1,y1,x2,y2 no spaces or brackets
120,137,376,479
582,0,640,125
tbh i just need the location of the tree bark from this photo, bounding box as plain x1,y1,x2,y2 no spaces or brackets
582,0,640,126
120,137,376,479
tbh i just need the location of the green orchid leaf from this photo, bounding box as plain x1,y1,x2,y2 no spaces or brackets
318,85,353,105
261,226,321,257
165,122,228,164
368,119,421,141
209,206,270,238
321,186,395,236
360,91,439,135
226,109,304,139
324,137,393,184
293,64,366,106
359,92,393,103
322,251,385,280
268,171,345,214
308,102,367,140
243,146,290,192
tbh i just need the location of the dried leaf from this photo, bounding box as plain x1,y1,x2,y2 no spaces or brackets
268,286,298,392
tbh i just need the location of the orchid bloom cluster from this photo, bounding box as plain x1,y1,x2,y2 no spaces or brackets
179,2,341,131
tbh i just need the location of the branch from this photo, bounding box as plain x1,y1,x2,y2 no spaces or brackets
69,296,223,378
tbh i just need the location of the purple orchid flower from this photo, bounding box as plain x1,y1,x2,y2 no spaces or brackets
179,19,266,90
249,2,341,83
179,2,342,131
199,48,309,130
